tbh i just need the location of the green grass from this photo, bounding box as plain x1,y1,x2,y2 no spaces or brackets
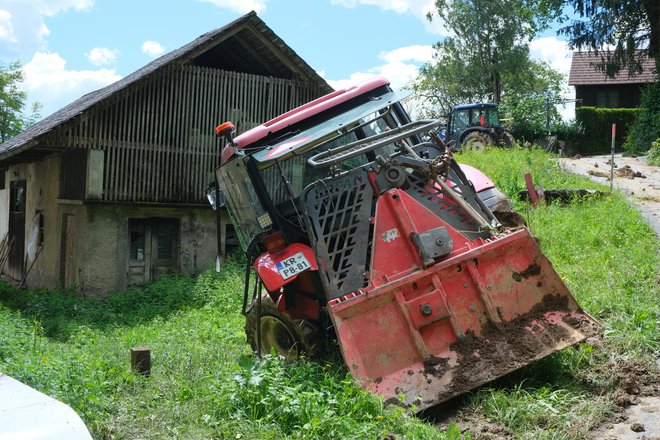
455,146,659,439
1,147,658,439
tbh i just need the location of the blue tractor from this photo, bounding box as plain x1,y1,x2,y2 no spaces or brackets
445,103,516,151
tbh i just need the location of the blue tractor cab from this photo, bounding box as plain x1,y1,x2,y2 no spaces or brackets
446,103,515,151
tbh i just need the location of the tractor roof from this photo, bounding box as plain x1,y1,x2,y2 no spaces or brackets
234,76,391,149
452,103,498,111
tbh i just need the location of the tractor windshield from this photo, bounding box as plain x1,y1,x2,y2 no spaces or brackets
257,105,403,209
450,106,500,137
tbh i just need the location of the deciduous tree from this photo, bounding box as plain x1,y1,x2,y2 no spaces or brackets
411,0,563,118
0,61,41,142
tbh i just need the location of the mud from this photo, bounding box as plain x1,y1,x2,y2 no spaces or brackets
511,262,541,281
446,294,583,396
615,165,647,179
588,356,660,439
423,355,450,376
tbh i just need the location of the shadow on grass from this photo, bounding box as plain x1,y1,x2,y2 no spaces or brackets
0,273,213,342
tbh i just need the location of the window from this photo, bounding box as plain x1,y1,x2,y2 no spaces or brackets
596,90,620,108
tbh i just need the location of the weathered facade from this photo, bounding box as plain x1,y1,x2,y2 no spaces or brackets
568,52,656,108
0,12,331,294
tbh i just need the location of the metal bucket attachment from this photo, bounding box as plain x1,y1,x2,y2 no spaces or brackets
328,228,602,411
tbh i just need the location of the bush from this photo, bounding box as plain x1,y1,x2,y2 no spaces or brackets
574,106,639,155
625,82,660,156
647,138,660,165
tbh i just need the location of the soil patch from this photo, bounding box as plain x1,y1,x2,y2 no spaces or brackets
446,294,600,397
587,354,660,439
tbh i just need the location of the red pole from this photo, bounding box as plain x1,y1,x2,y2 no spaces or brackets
610,124,616,191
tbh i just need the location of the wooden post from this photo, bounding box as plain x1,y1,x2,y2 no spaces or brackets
131,347,151,376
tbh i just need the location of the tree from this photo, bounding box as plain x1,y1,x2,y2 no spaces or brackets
559,0,660,77
414,0,562,110
498,60,568,140
0,61,41,142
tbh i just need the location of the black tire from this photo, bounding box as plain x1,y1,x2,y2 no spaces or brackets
245,293,323,361
461,131,493,152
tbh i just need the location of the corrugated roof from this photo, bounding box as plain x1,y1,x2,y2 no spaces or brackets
0,11,331,164
568,51,656,86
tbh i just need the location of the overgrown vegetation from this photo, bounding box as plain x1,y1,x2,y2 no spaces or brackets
573,106,639,155
624,82,660,157
1,148,658,439
648,138,660,166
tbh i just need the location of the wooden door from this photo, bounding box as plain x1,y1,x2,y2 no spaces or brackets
8,180,26,280
128,218,179,285
61,214,76,288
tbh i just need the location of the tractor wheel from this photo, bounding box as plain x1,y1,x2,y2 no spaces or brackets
245,293,323,361
461,132,493,152
501,131,516,147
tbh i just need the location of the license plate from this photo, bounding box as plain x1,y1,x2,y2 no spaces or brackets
276,252,311,280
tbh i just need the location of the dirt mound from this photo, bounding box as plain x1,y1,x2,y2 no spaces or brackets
615,165,647,179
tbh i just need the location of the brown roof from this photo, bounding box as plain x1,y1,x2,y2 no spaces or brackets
568,51,656,86
0,11,331,165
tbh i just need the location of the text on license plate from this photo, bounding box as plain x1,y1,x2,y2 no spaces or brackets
276,252,311,280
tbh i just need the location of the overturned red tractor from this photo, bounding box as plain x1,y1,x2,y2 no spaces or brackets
208,77,600,410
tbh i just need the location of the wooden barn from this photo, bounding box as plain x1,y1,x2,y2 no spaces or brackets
0,11,331,294
568,52,656,108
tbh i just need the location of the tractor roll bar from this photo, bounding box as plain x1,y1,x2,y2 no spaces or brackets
307,119,441,169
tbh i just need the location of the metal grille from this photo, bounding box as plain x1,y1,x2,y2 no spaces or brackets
302,169,373,299
405,168,487,239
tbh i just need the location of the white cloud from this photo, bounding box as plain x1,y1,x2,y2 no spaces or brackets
530,36,572,78
86,47,119,66
22,51,121,118
379,45,434,64
195,0,266,14
332,0,449,36
141,40,165,58
0,9,17,43
327,45,433,93
332,0,410,14
0,0,94,56
530,36,576,120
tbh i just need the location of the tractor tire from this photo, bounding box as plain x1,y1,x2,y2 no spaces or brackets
501,131,516,147
461,131,493,152
245,293,324,361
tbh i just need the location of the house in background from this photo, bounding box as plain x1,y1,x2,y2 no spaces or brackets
0,11,331,294
568,51,656,108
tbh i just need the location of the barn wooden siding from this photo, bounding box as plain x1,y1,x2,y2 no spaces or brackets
45,64,325,204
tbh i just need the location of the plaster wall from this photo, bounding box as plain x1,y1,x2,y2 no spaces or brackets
70,204,217,295
4,154,217,295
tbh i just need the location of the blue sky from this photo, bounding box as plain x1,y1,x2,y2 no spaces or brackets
0,0,575,119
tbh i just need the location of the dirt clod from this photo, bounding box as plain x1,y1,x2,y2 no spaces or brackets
615,165,647,179
630,423,645,432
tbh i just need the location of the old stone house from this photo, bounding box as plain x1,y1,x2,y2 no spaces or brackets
0,11,330,294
